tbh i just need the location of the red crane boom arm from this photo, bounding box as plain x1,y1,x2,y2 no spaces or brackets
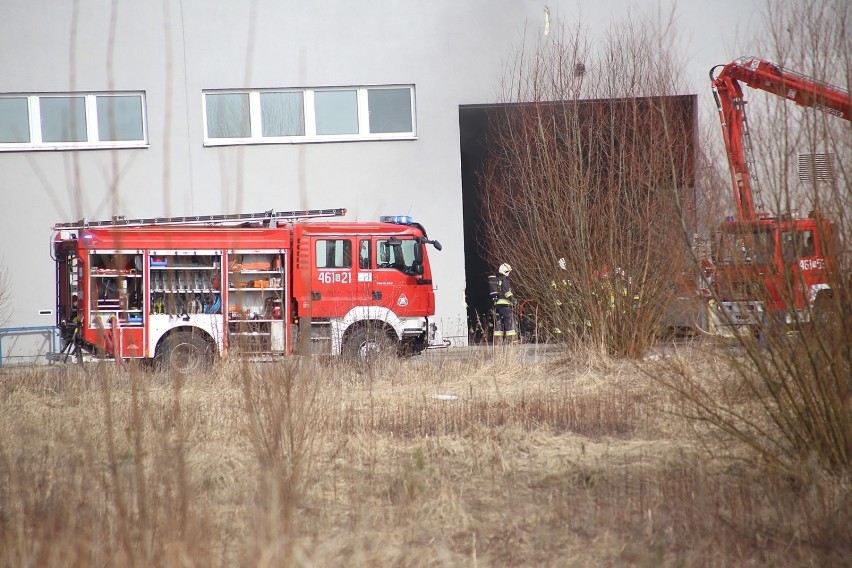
710,56,850,222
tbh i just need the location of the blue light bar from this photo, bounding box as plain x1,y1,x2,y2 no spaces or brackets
380,215,413,225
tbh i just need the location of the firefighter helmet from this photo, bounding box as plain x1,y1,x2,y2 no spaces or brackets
498,263,512,276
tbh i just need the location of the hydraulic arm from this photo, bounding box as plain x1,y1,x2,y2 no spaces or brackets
710,56,849,222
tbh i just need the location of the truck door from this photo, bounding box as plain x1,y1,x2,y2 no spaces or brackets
782,226,824,311
356,238,376,306
309,237,358,317
373,237,430,315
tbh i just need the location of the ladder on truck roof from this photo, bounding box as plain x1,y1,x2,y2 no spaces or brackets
54,208,347,231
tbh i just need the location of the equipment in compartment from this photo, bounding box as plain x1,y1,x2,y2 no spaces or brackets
88,253,144,325
226,251,286,353
148,253,222,317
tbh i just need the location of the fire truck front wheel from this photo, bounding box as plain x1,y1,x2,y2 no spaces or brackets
156,331,213,374
344,324,397,361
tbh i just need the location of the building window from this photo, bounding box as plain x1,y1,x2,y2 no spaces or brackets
260,91,304,137
40,96,87,143
0,92,147,151
97,95,145,141
0,97,30,143
206,92,250,139
368,87,413,133
203,85,415,145
315,89,358,135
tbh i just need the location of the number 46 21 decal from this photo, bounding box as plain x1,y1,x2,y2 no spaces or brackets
317,271,352,284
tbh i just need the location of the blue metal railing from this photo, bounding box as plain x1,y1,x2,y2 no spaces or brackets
0,325,58,367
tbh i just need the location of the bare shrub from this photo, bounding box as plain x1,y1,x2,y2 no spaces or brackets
480,12,695,358
660,0,852,476
0,261,10,328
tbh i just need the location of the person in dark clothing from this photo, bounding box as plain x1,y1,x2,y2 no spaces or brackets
490,263,517,343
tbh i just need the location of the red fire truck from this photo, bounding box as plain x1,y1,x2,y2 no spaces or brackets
48,208,445,372
707,56,849,334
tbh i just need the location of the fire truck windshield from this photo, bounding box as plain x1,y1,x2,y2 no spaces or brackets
377,238,421,274
718,228,775,264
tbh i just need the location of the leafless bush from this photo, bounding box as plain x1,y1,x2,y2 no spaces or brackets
660,0,851,477
0,261,11,328
480,13,695,358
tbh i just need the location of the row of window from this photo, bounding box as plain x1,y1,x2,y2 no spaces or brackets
0,85,416,151
0,94,147,149
205,86,416,144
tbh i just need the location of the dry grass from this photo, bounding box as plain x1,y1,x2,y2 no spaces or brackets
1,346,849,567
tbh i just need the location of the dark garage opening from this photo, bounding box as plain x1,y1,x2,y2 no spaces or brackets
459,97,697,343
459,105,496,343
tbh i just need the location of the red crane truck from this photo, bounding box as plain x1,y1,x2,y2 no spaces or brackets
48,208,445,372
707,56,849,334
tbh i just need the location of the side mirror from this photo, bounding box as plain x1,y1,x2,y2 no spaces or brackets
417,236,442,251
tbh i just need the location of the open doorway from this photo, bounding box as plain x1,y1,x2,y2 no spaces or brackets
459,97,698,344
459,104,498,344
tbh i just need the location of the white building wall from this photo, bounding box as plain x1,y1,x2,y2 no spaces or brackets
0,0,762,363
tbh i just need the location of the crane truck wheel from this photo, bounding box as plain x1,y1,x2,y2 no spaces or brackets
156,331,213,374
344,324,397,362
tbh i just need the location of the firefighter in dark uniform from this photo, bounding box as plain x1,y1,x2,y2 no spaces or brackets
489,263,517,343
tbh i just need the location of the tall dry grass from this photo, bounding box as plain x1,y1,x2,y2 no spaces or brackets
1,346,849,566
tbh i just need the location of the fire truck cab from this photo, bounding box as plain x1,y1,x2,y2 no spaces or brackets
50,208,444,372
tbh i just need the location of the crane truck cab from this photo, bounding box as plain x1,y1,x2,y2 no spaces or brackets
707,56,849,335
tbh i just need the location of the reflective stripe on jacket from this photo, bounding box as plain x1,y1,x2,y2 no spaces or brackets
494,274,514,305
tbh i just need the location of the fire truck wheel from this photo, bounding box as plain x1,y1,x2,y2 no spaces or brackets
345,325,397,361
157,331,212,374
